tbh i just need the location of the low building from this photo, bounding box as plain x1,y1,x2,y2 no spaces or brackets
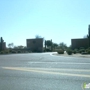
71,25,90,49
71,38,89,49
0,37,6,51
0,42,6,50
26,38,43,52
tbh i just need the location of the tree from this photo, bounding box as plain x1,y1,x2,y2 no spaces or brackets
35,35,41,39
8,44,11,48
44,40,47,51
8,43,14,48
45,40,53,51
68,45,72,49
17,46,24,49
83,35,88,38
59,42,67,50
14,45,25,49
53,43,58,49
46,40,52,47
44,40,53,52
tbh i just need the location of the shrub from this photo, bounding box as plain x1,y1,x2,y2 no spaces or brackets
11,50,17,53
79,49,85,53
87,50,90,54
88,47,90,50
73,50,76,54
28,51,32,53
0,51,5,54
66,49,72,55
24,51,29,53
23,51,26,53
4,50,10,54
45,48,51,52
81,52,88,55
86,49,88,52
73,49,79,54
17,50,22,53
57,49,64,54
0,49,10,54
5,51,9,54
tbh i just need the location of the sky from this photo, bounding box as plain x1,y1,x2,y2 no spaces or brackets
0,0,90,47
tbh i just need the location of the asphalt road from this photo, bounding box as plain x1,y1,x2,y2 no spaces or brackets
0,53,90,90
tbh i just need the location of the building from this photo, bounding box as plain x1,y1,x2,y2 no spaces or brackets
71,25,90,49
26,38,43,52
71,38,89,49
0,42,6,51
0,37,6,51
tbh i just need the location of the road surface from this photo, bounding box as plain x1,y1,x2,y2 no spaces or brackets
0,53,90,90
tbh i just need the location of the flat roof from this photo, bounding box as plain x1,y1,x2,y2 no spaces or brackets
27,38,43,40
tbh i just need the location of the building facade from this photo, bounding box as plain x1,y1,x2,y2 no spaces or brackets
71,25,90,49
0,43,6,50
0,37,6,51
71,38,89,49
26,38,43,52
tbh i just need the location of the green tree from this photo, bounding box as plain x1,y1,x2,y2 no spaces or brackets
53,43,58,50
59,42,67,50
68,45,72,50
46,40,52,47
8,44,11,48
8,43,14,48
44,40,53,52
83,35,88,38
18,46,24,49
35,35,42,39
44,40,47,51
14,45,24,49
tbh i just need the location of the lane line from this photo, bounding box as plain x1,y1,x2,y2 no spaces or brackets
2,67,90,78
2,67,90,72
3,67,90,72
16,67,90,72
28,62,90,65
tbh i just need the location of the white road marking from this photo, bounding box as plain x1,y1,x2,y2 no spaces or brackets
2,67,90,78
28,62,90,65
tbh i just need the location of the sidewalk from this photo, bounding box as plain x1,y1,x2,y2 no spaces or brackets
52,52,90,58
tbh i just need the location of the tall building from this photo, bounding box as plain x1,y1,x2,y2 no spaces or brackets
26,38,43,52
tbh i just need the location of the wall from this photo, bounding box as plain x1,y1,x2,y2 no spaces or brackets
0,42,6,51
26,38,43,52
71,38,89,49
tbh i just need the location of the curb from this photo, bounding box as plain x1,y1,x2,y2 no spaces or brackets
51,53,90,58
